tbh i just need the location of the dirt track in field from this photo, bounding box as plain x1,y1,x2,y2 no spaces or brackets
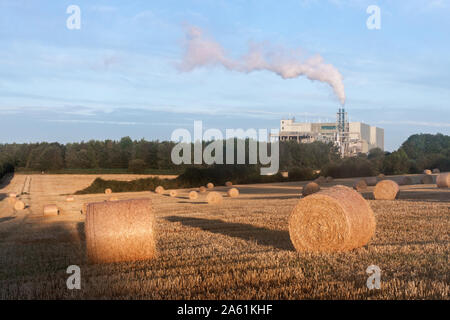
0,173,448,299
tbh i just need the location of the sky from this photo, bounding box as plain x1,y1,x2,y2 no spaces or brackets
0,0,449,151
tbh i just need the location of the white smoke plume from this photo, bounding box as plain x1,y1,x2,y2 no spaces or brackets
178,25,346,105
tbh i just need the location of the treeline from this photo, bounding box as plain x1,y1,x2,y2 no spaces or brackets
0,157,14,180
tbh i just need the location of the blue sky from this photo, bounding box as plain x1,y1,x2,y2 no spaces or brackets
0,0,449,151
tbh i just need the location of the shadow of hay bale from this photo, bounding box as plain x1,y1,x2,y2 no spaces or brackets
0,216,15,224
165,216,295,251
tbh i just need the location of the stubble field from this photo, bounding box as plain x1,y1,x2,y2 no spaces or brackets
0,173,448,299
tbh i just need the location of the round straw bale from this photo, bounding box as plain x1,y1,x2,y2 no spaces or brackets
43,204,59,217
227,188,239,197
206,182,214,189
399,176,413,186
104,188,112,194
85,199,156,264
155,186,164,194
225,181,233,187
353,179,367,192
199,186,207,193
423,169,432,175
373,180,399,200
7,197,17,206
281,171,289,178
432,168,440,174
302,182,320,197
14,200,25,211
66,196,74,202
8,192,17,198
314,176,326,185
377,174,385,181
326,176,333,183
189,191,198,200
289,185,376,252
169,190,177,197
365,177,377,186
421,174,433,184
436,173,450,188
206,191,223,204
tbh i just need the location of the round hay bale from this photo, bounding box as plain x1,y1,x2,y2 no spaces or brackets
189,191,198,200
85,199,156,263
423,169,432,175
421,174,433,184
353,179,367,192
206,183,214,189
8,192,17,198
43,204,59,217
104,188,112,194
399,176,413,186
302,182,320,197
14,200,25,211
373,180,399,200
225,181,233,187
169,190,177,197
7,197,17,206
206,191,223,204
377,174,385,181
326,176,333,183
66,196,74,202
314,176,326,185
281,171,289,178
227,188,239,197
199,186,207,193
432,168,440,174
436,173,450,188
155,186,164,194
365,177,377,186
289,185,376,252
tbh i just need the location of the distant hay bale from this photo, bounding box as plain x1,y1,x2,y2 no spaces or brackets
326,176,333,183
14,200,25,211
281,171,289,178
423,169,432,175
421,174,433,184
353,179,367,192
227,188,239,197
399,176,413,186
155,186,164,194
43,204,59,217
302,182,320,197
199,186,207,193
373,180,399,200
7,197,17,206
436,173,450,188
377,174,385,180
289,185,376,252
206,191,223,204
85,199,156,264
365,177,377,186
225,181,233,187
189,191,198,200
432,168,440,174
314,176,326,185
66,196,74,202
206,183,214,189
104,188,112,194
109,197,119,201
8,193,17,198
169,190,177,197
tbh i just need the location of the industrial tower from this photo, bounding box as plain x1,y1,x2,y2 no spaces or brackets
336,107,349,157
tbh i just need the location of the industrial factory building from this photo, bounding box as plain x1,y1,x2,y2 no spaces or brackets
272,108,384,157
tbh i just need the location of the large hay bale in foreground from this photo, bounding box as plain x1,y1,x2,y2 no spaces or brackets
423,169,432,175
373,180,399,200
206,183,214,189
14,200,25,211
365,177,377,186
421,175,433,184
289,185,376,252
206,191,223,204
169,190,177,197
155,186,164,194
302,182,320,197
43,205,59,217
85,199,156,264
189,191,198,200
225,181,233,187
104,188,112,194
227,188,239,197
399,176,413,186
432,168,440,174
436,173,450,188
199,186,207,193
353,179,367,192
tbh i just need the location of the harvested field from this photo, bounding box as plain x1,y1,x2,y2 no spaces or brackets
0,173,449,299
